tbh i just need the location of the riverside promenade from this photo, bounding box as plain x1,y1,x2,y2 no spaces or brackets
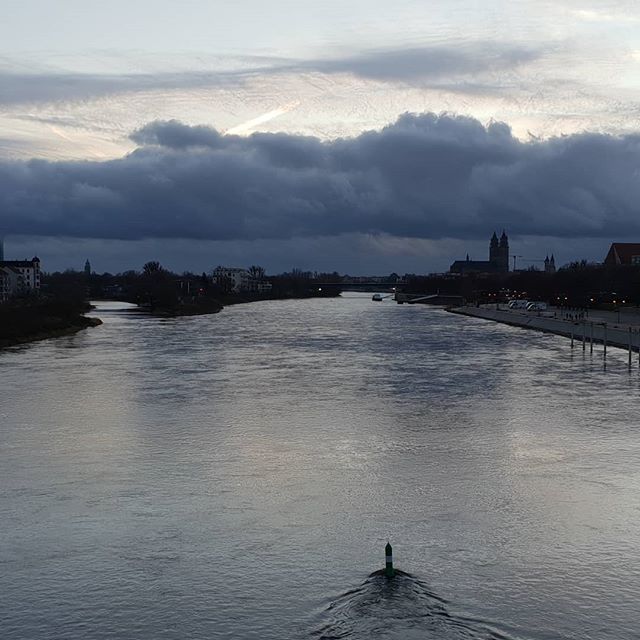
448,305,640,354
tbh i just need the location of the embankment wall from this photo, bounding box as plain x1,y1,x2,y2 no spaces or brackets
447,306,640,352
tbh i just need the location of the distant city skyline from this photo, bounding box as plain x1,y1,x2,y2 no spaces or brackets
1,1,640,273
2,232,614,276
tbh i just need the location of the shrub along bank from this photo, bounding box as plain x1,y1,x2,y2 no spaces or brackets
0,299,102,348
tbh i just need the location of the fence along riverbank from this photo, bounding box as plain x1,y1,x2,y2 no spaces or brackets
447,305,640,367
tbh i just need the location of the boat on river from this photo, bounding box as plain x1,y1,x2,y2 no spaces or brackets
372,294,384,301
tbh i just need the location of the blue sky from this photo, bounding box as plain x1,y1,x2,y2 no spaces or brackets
1,1,640,273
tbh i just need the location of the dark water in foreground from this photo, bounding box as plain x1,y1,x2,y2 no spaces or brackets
1,295,640,639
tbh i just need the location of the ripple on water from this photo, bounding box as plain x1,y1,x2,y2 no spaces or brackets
310,573,516,640
2,297,640,639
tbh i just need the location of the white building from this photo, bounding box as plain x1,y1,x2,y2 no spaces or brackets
211,266,272,294
0,268,13,302
0,257,41,301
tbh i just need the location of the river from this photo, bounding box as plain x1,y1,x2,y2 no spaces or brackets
1,295,639,639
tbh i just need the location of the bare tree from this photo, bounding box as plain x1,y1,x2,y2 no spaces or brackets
248,265,265,279
143,261,164,275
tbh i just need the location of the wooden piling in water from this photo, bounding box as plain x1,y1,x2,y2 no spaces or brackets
590,322,594,354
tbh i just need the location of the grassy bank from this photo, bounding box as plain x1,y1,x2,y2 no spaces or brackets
0,300,102,349
133,288,340,316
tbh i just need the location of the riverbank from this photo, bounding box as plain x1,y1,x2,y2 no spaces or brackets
447,305,640,352
0,302,103,349
121,289,341,317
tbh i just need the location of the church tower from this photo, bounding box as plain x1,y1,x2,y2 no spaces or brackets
489,232,499,264
545,254,556,274
489,231,509,272
498,230,509,272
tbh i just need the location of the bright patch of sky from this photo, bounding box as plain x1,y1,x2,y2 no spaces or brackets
1,0,640,160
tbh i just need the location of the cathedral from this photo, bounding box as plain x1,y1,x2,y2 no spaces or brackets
450,231,509,274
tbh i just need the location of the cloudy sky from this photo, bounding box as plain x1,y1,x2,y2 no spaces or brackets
2,0,640,274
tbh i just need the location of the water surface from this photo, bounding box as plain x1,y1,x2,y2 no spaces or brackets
2,296,639,639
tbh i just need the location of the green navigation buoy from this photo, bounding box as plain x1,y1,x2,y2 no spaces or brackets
385,542,395,578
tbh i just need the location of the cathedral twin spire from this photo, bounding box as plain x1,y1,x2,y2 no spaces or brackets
489,230,509,271
450,230,509,273
544,254,556,273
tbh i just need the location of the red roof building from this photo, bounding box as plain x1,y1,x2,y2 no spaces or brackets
604,243,640,266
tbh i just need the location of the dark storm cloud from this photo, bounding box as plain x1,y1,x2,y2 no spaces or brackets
2,113,640,242
130,120,225,149
0,43,538,105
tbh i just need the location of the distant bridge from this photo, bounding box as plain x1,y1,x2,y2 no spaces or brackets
316,281,401,290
